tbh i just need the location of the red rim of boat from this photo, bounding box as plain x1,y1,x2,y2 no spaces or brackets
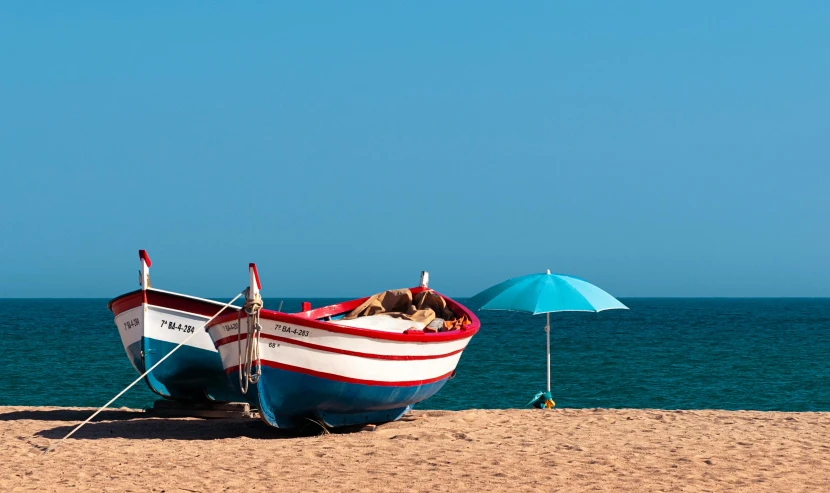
208,287,480,343
108,289,240,318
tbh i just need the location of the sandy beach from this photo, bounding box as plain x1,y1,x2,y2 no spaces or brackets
2,406,829,492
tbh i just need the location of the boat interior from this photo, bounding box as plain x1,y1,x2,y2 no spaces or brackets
297,287,472,334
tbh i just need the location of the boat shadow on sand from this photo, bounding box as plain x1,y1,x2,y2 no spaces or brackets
27,412,396,442
0,408,146,422
33,418,298,441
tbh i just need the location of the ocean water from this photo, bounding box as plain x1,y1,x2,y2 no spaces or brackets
1,298,828,411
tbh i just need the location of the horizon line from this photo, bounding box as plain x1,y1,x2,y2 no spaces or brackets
1,296,830,300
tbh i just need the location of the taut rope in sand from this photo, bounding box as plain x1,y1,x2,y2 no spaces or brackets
44,291,245,454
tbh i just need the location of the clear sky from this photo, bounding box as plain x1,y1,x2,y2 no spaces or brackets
1,2,828,298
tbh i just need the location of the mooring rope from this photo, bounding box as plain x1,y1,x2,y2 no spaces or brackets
238,288,263,394
44,291,245,454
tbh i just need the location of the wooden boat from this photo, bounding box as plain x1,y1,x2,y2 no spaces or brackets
107,250,240,402
206,264,480,429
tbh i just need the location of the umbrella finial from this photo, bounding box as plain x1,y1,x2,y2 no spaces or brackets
546,269,551,275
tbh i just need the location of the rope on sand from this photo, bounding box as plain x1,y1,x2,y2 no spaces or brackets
44,291,245,454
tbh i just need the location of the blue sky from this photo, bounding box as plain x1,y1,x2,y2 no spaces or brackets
1,2,828,298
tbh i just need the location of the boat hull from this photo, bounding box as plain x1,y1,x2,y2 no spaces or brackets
254,363,449,428
109,289,239,402
208,290,478,429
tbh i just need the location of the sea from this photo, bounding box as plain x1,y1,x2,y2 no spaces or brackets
1,298,829,412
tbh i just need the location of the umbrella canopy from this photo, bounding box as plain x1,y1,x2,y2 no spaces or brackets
471,270,628,314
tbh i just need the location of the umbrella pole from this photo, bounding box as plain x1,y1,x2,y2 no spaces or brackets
545,312,551,393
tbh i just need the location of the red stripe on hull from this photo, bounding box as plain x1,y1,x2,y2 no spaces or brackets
108,289,240,318
109,291,144,315
213,333,464,361
224,360,454,387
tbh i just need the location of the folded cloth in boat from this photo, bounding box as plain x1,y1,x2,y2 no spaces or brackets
343,289,456,326
413,290,456,320
345,289,413,318
332,314,427,333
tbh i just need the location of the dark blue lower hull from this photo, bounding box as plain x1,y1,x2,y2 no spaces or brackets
252,365,450,429
128,338,238,403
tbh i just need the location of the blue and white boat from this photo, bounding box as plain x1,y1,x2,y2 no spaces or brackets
206,264,481,429
108,250,240,402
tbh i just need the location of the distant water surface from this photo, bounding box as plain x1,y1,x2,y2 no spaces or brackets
1,298,828,411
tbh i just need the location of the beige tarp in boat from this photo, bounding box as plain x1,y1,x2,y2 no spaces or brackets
343,289,457,327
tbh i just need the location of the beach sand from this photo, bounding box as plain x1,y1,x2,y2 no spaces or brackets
2,406,829,492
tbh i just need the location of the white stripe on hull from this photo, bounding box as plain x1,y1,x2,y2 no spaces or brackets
114,305,218,361
114,306,144,372
212,318,471,357
209,318,472,383
115,306,144,348
144,305,217,352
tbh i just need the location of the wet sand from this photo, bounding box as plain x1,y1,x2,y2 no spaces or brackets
2,406,829,492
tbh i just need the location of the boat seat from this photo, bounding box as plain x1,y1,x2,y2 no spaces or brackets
330,314,427,333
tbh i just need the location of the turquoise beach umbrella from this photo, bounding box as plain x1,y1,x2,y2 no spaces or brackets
470,270,628,408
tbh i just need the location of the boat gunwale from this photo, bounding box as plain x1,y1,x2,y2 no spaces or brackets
207,287,480,343
108,288,242,317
